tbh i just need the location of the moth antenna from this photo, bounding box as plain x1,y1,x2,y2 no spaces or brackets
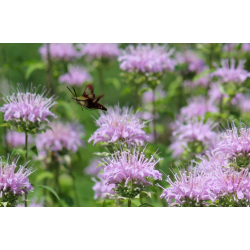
66,86,75,97
73,87,77,97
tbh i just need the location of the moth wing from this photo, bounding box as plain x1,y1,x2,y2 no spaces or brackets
82,84,95,100
95,94,105,103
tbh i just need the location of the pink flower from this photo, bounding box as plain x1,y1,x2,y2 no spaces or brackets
6,131,33,148
78,43,120,59
88,105,148,146
100,149,162,188
92,178,115,200
0,156,34,206
176,50,206,74
59,66,92,86
84,158,103,176
211,59,250,84
180,96,218,118
0,84,56,126
36,121,85,155
118,44,176,73
39,43,78,61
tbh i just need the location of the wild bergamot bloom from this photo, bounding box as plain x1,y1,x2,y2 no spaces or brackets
78,43,120,59
92,178,115,200
36,121,85,157
88,105,148,146
119,44,176,73
39,43,79,61
0,84,56,134
6,130,33,148
180,96,218,119
59,65,92,86
99,148,162,199
214,123,250,169
159,169,216,207
211,59,250,84
0,156,34,207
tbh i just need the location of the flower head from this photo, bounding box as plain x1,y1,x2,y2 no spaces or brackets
141,85,166,104
59,66,92,86
92,178,115,200
36,121,85,156
238,95,250,113
84,158,103,176
214,123,250,168
6,131,33,148
160,170,216,206
0,84,56,133
176,50,206,74
242,43,250,52
118,44,176,73
88,105,148,146
0,156,34,207
39,43,78,61
211,59,250,84
180,96,218,118
222,43,238,52
78,43,120,59
173,118,217,144
211,168,250,205
208,83,228,104
169,140,187,158
100,148,162,198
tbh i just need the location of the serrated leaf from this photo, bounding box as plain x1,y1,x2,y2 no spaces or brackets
36,185,60,200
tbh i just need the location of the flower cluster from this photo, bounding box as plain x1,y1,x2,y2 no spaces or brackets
100,149,162,198
118,44,176,73
6,130,33,148
214,124,250,168
162,123,250,206
0,84,56,133
211,59,250,84
84,158,103,176
176,50,206,74
78,43,120,59
0,157,34,207
92,178,115,200
180,96,218,119
39,43,79,61
59,66,92,86
36,121,85,156
88,105,148,146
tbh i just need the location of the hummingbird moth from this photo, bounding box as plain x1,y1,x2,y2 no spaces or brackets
67,84,107,111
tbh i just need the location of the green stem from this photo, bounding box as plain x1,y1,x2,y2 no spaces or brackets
133,84,139,112
98,66,104,93
70,169,80,207
24,132,28,207
152,87,157,143
128,198,131,207
46,43,54,95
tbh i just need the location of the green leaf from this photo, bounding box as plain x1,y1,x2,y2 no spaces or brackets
93,152,111,157
11,148,27,157
35,171,54,183
25,62,46,79
29,145,38,156
36,185,60,200
0,123,12,129
139,203,154,207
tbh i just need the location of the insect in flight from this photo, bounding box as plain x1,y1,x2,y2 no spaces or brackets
67,84,107,111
